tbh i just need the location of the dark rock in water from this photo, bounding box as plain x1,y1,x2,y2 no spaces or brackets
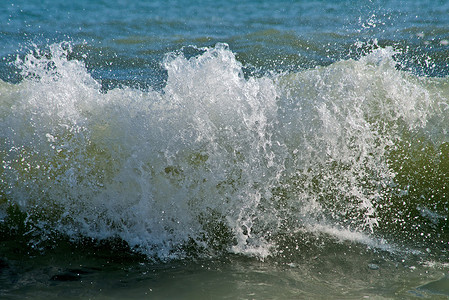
66,268,93,275
50,271,81,282
50,267,95,282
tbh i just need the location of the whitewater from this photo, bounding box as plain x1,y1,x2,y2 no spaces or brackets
2,42,448,259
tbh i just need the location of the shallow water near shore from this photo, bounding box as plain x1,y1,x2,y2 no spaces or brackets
1,234,449,299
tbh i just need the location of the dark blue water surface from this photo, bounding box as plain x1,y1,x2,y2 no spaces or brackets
2,0,449,85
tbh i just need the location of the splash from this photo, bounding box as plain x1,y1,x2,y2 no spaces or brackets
1,42,448,260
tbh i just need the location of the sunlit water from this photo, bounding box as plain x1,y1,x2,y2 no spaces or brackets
1,0,449,299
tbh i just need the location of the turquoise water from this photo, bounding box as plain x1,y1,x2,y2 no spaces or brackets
1,0,449,299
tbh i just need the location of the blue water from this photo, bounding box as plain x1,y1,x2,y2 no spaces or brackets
2,0,449,83
1,0,449,299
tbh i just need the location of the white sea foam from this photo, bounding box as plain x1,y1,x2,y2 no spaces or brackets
1,43,448,259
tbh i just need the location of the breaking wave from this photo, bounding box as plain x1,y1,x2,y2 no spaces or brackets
1,42,448,260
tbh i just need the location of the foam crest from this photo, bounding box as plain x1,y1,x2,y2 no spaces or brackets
1,43,448,259
2,43,284,258
276,46,445,234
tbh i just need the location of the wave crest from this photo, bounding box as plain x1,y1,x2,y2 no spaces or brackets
1,42,448,260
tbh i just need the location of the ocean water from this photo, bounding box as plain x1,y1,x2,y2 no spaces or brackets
1,0,449,298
